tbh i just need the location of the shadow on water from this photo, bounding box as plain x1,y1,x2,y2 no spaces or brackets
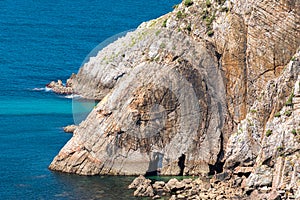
51,172,140,200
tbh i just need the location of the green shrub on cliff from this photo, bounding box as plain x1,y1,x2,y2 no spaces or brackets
162,19,167,27
184,0,193,7
266,129,272,137
285,91,294,106
277,146,284,152
206,0,212,7
201,9,208,19
220,6,229,12
207,29,214,37
177,11,183,19
205,13,215,26
274,112,281,117
284,110,292,117
185,24,192,32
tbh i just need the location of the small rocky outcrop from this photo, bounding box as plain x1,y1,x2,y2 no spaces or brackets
128,175,154,197
46,74,75,95
63,125,78,133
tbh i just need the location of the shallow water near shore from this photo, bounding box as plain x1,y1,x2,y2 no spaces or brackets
0,0,179,199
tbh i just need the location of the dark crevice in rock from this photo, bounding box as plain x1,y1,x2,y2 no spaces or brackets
254,64,283,82
230,162,241,170
283,148,300,157
215,51,222,61
82,146,91,153
242,157,255,167
237,172,251,178
246,189,255,196
215,50,222,70
208,131,225,175
172,55,179,61
178,154,186,176
262,156,274,167
114,72,126,81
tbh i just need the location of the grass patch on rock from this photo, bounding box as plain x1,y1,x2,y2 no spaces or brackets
284,110,292,117
177,11,183,19
184,0,193,7
274,112,281,117
266,129,273,137
285,91,294,106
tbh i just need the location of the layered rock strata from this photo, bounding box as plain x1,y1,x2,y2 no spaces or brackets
49,0,300,189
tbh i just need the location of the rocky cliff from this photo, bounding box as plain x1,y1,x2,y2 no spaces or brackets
49,0,299,196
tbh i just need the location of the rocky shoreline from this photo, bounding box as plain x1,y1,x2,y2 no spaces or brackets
128,172,296,200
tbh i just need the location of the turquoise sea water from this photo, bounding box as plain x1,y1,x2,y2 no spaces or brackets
0,0,179,199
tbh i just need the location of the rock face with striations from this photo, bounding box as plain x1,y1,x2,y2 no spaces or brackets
49,29,227,175
49,0,300,187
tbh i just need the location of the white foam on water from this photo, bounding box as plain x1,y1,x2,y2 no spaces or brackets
65,94,82,99
31,87,53,92
45,87,52,92
32,87,45,91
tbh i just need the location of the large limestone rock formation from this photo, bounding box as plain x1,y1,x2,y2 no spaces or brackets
49,0,300,181
49,29,227,175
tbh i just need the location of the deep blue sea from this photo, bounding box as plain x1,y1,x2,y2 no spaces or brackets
0,0,179,199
